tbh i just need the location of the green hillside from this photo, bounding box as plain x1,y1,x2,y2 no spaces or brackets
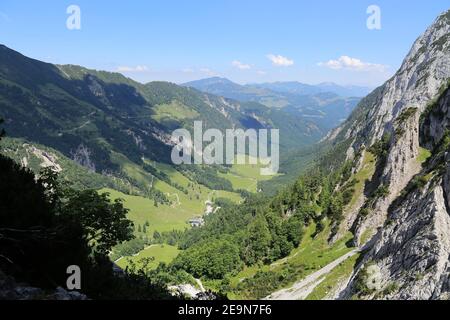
0,45,324,196
0,44,370,299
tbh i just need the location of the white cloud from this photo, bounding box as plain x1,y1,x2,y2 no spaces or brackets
231,60,251,70
182,68,195,73
199,68,219,77
318,56,387,72
267,54,294,67
117,65,149,73
257,70,267,75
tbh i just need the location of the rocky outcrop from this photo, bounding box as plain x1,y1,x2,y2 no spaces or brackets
0,270,88,300
71,144,96,172
341,79,450,300
332,11,450,246
325,10,450,300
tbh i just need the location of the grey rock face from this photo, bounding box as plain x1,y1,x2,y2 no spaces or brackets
0,270,88,300
333,11,450,300
342,81,450,300
331,12,450,247
71,144,96,172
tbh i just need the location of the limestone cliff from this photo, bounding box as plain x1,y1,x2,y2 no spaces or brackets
335,11,449,241
326,10,450,300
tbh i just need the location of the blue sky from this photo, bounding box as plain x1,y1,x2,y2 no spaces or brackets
0,1,448,87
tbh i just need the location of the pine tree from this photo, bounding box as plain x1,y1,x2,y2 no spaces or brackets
153,231,161,242
243,214,272,265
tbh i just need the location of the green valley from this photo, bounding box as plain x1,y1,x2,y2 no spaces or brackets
2,6,449,302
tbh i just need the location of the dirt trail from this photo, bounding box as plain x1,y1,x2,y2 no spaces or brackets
265,249,360,300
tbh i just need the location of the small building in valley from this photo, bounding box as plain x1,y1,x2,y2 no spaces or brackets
189,217,205,228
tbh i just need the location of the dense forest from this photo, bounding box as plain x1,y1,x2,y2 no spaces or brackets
130,137,370,297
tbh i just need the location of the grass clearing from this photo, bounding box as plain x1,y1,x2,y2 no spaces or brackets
360,229,374,246
105,152,277,270
348,151,376,209
219,155,279,192
275,221,354,280
102,188,191,234
417,147,432,164
152,100,199,122
105,153,245,235
116,244,180,270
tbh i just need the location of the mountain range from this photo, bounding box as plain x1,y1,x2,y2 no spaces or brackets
0,45,328,177
182,77,363,130
185,77,372,98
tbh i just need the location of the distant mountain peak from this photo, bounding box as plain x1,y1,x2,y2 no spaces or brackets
183,77,237,86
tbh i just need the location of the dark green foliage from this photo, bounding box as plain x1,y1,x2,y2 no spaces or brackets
373,184,390,199
413,175,430,190
381,282,399,297
343,186,356,205
395,108,418,138
178,165,233,191
368,133,391,159
61,188,134,255
171,238,242,279
142,163,188,194
328,194,344,222
281,216,303,248
152,229,184,246
111,237,147,261
359,208,370,218
396,107,418,124
141,263,197,290
0,149,171,299
172,192,307,279
270,170,327,221
236,268,297,299
420,80,450,126
178,197,260,250
0,156,57,245
260,143,327,195
242,215,272,265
